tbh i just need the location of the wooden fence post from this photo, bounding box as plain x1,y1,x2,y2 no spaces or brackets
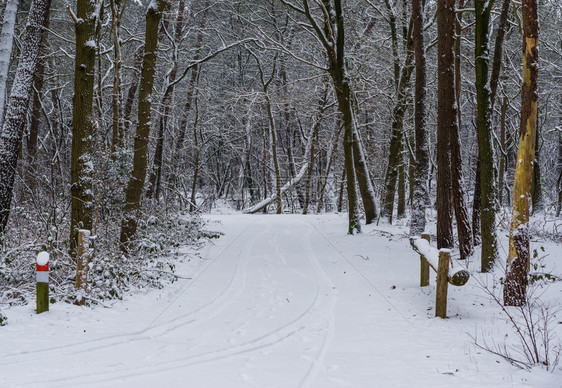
435,249,450,318
420,233,430,286
74,230,91,305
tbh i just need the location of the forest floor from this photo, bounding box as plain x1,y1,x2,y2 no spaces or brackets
0,212,561,387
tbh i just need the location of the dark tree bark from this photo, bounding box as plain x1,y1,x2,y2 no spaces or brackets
300,0,362,233
556,95,562,217
352,127,378,224
26,10,51,185
531,127,542,213
475,0,499,271
489,0,512,109
504,0,538,306
122,45,144,136
409,0,429,237
0,0,52,236
70,0,98,252
120,0,167,249
436,0,454,249
381,32,414,223
147,0,186,200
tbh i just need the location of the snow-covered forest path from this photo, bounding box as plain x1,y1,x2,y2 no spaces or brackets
0,214,558,387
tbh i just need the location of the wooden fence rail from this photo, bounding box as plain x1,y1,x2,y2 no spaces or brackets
410,233,470,318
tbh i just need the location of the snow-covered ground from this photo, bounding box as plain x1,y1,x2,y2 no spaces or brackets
0,213,560,387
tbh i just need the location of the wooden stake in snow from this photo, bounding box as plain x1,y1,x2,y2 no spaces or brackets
36,251,49,314
420,233,430,287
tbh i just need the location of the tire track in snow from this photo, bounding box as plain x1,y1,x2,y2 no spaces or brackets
0,220,259,363
13,219,339,388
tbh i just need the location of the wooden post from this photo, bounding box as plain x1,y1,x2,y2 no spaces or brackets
74,229,91,305
420,233,430,286
435,249,450,318
36,251,49,314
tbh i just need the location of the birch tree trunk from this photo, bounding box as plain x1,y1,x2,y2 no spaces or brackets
0,0,18,129
0,0,51,236
120,0,167,250
503,0,538,306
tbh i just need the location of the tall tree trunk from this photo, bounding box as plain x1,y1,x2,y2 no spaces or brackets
190,94,200,212
120,0,167,250
409,0,428,237
556,94,562,217
381,44,414,223
26,11,51,185
303,91,328,214
436,0,454,249
317,122,342,214
0,0,51,236
531,126,542,213
147,0,186,200
504,0,538,306
0,0,18,128
455,0,464,132
302,0,361,233
109,0,127,154
70,0,98,252
489,0,512,109
397,146,406,219
498,91,508,206
472,157,482,245
451,14,474,259
352,127,378,224
475,0,499,272
450,111,474,259
122,45,144,136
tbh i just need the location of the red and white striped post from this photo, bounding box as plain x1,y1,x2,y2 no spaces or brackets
36,251,49,314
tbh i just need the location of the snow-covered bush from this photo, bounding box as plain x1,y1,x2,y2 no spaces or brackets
0,203,218,311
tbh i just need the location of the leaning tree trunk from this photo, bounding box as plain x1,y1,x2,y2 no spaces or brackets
409,0,428,237
0,0,51,236
302,0,361,233
70,0,98,253
120,0,167,250
436,0,454,249
475,0,499,272
0,0,18,128
504,0,538,306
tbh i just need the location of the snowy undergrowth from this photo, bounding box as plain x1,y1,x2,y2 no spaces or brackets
0,205,219,316
370,209,562,374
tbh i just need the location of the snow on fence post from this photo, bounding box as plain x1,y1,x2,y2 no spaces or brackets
420,233,430,286
410,237,470,318
435,249,450,319
36,251,49,314
74,230,91,305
